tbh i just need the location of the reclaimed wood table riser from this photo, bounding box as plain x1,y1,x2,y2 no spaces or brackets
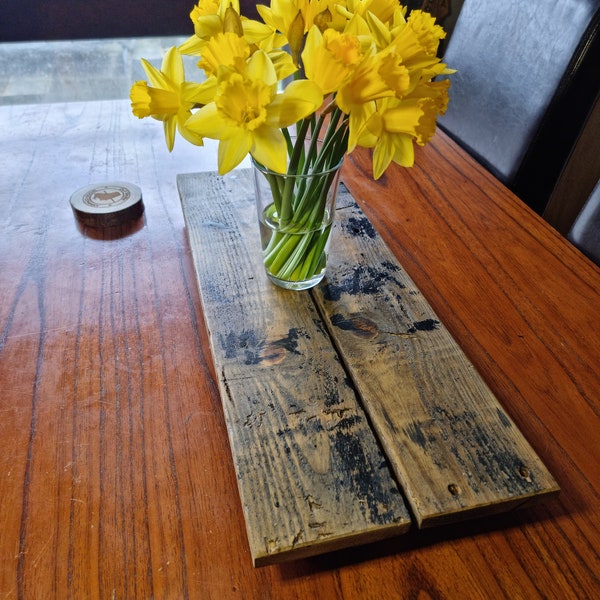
178,169,559,565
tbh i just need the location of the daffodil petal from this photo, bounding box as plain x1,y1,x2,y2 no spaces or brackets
192,14,223,40
218,131,252,174
130,81,180,119
182,79,217,106
246,50,277,89
347,102,375,152
242,19,277,45
382,101,422,135
393,134,415,167
161,46,184,86
178,34,206,56
270,80,323,128
177,110,205,147
186,103,231,139
302,25,322,82
163,117,177,151
365,11,392,48
141,58,171,90
130,81,152,118
251,126,287,173
267,50,297,81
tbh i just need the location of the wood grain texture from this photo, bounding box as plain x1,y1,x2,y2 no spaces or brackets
1,98,598,599
178,171,411,566
313,197,560,527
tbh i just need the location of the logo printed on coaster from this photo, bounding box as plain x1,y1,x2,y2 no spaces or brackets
83,185,132,208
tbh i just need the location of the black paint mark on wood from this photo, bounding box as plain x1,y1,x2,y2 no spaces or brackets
331,423,399,522
405,422,428,449
266,328,302,355
221,328,305,365
496,408,513,428
222,329,263,364
344,216,377,239
323,263,405,301
407,319,440,333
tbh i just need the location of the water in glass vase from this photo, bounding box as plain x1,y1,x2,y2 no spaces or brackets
258,202,334,291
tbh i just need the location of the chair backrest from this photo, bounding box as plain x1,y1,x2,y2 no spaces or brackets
438,0,600,215
542,91,600,234
568,178,600,267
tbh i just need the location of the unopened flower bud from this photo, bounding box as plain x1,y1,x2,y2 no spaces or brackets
314,8,332,33
288,10,305,66
223,3,243,36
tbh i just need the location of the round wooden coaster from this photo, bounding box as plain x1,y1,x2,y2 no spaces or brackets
70,182,144,228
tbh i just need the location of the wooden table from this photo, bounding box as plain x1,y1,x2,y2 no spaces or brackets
1,98,598,599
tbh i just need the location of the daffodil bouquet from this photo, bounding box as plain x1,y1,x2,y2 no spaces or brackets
131,0,452,288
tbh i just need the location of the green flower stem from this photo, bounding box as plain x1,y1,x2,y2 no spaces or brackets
258,111,349,284
279,118,312,226
298,224,331,280
263,171,284,215
278,232,316,279
284,115,347,231
266,233,304,274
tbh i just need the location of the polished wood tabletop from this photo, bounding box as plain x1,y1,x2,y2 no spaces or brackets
1,73,599,597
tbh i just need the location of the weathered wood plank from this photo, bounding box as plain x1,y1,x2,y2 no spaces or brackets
312,198,560,527
178,170,412,566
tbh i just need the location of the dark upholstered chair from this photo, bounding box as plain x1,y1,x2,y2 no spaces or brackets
438,0,600,218
568,179,600,266
542,91,600,235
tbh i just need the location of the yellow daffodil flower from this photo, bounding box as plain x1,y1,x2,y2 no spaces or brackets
410,78,451,115
336,48,412,150
179,0,229,56
306,0,346,33
302,25,363,95
180,0,244,55
359,79,449,178
185,50,323,174
389,10,448,81
197,31,251,77
130,47,206,151
181,0,280,57
130,2,455,288
363,10,394,49
189,0,223,22
257,0,308,38
132,1,453,181
405,9,446,56
340,0,399,24
189,0,241,36
257,0,348,50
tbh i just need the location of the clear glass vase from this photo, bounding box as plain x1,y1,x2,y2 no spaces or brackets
253,154,344,290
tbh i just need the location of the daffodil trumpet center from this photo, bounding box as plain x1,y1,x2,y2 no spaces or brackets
216,75,271,131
